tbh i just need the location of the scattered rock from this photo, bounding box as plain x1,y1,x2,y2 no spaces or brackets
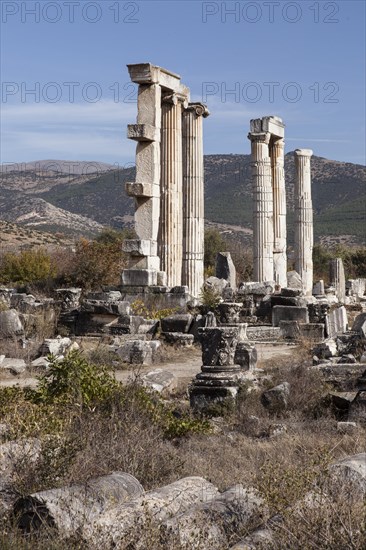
116,340,160,365
215,252,237,290
352,313,366,338
337,421,358,434
0,309,24,338
41,337,73,356
160,314,193,334
0,358,27,375
142,369,177,395
261,382,290,412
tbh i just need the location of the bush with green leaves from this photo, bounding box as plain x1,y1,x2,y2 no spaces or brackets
0,248,56,285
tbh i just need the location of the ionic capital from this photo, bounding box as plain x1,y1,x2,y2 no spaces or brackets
185,102,210,118
162,92,188,108
248,132,271,144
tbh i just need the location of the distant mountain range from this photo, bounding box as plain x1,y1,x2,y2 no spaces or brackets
0,154,365,246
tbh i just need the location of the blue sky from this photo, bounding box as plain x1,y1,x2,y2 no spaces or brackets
1,0,365,165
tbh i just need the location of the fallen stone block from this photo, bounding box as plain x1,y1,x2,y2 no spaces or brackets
14,472,144,537
163,332,194,346
313,339,338,359
0,358,26,375
142,369,176,395
162,485,265,550
116,340,160,365
216,252,237,290
81,477,219,547
261,382,290,412
204,276,228,294
234,342,257,371
272,305,309,327
41,337,72,357
0,309,24,338
160,313,193,334
352,313,366,338
328,453,366,497
348,391,366,422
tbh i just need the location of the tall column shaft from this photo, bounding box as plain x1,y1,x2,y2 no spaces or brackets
182,103,209,298
294,149,313,295
158,95,184,287
248,132,274,282
271,138,287,286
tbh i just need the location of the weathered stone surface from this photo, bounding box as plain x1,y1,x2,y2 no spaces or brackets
55,288,82,311
142,369,176,395
313,339,337,359
216,252,237,289
163,332,194,346
116,340,160,365
0,309,24,338
328,453,366,496
200,327,238,366
314,363,366,392
261,382,290,412
0,358,27,375
217,302,243,325
272,305,309,327
87,291,123,302
348,391,366,422
294,149,313,295
205,276,228,294
326,306,348,337
234,342,257,371
82,300,131,316
30,357,51,370
15,472,144,537
287,270,303,290
81,477,219,547
160,313,193,334
337,421,358,434
313,280,325,296
162,485,265,550
41,337,73,356
279,320,301,340
329,258,346,303
238,281,275,297
352,313,366,338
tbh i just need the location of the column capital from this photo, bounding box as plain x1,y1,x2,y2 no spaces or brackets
185,102,210,117
294,148,313,157
162,92,188,108
248,132,271,144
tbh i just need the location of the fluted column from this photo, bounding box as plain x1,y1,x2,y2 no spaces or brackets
248,132,274,282
271,138,287,287
158,93,187,287
182,103,209,297
294,149,313,295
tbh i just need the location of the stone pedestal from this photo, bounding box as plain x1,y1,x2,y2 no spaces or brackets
182,103,209,297
294,149,314,295
271,138,287,287
189,327,244,411
248,132,274,282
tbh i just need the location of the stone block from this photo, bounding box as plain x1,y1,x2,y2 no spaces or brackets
299,323,324,342
136,83,161,127
142,369,176,395
163,332,194,347
160,314,193,334
238,281,275,297
116,340,160,365
261,382,290,412
279,320,301,340
41,337,73,356
215,252,236,289
313,280,325,296
0,309,24,338
272,305,309,327
125,182,153,198
204,276,228,294
122,239,155,257
0,358,26,375
287,270,303,290
352,313,366,338
234,342,257,371
121,269,157,286
326,306,348,337
127,123,159,142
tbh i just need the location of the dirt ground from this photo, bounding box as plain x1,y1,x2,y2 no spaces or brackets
0,342,297,389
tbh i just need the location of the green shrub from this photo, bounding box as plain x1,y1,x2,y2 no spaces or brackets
0,248,56,285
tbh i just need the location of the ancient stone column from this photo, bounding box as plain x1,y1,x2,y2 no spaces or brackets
158,93,187,287
294,149,313,295
182,103,209,298
329,258,346,303
248,132,274,282
271,138,287,287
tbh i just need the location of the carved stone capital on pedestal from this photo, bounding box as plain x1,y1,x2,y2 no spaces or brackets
184,102,210,118
247,132,271,145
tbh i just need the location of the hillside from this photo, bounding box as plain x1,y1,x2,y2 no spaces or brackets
0,154,365,246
